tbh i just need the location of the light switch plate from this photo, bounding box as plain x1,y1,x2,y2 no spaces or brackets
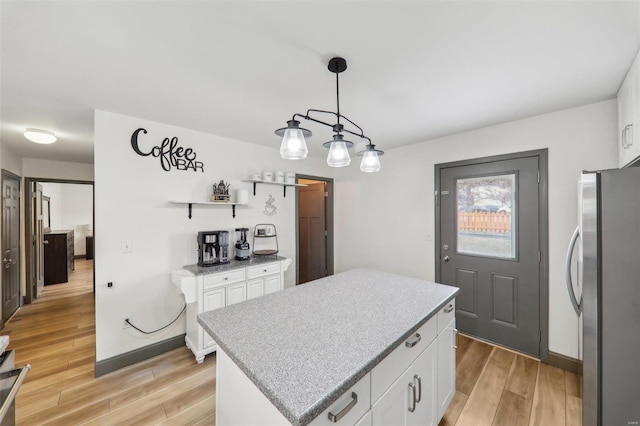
121,240,132,253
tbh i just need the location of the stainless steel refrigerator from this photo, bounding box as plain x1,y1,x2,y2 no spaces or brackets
566,168,640,426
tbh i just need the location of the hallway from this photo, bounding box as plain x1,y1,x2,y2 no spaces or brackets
4,259,215,425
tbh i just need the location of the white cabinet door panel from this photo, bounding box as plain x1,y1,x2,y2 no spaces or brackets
265,275,282,294
227,282,246,305
437,318,456,421
247,278,264,300
203,288,225,348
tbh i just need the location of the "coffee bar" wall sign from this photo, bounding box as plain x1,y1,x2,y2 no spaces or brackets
131,127,204,172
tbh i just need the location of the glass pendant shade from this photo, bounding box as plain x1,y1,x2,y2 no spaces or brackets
325,135,352,167
276,120,310,160
360,150,381,172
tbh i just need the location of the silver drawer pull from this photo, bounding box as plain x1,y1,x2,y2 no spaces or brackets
444,303,454,313
328,392,357,423
408,382,416,412
263,269,268,272
413,374,422,402
405,333,421,348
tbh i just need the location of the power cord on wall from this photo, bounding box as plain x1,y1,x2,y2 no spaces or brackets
125,304,187,335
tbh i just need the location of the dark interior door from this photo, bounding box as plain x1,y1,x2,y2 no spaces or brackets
2,173,21,323
298,182,326,284
439,155,541,357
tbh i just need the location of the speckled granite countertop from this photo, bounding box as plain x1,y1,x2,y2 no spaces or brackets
183,255,288,275
198,268,458,426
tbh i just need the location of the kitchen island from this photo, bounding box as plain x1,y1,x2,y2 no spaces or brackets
198,268,459,426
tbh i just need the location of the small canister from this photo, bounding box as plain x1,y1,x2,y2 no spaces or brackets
236,189,248,204
285,172,296,184
252,173,261,181
262,171,273,181
274,171,285,183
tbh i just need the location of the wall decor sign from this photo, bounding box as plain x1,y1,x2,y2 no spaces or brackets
131,127,204,172
263,195,277,216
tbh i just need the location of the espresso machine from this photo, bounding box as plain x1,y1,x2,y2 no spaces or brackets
197,230,230,266
234,228,250,261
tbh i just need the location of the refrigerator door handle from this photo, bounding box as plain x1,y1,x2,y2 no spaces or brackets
565,225,582,316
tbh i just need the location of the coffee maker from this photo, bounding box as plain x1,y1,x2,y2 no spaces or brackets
197,231,230,266
234,228,250,261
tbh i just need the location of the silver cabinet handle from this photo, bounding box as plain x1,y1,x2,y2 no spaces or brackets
328,392,357,423
444,303,454,313
405,333,421,348
408,382,416,413
413,374,422,402
454,328,459,349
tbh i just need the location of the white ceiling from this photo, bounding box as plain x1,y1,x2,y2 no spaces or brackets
2,1,639,164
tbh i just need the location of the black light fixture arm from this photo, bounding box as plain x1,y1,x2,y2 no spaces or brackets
291,110,372,145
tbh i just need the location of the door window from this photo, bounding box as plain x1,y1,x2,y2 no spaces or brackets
456,173,516,259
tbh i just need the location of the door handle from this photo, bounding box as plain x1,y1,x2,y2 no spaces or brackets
442,255,450,262
413,374,422,402
565,226,582,316
43,240,49,245
408,382,416,413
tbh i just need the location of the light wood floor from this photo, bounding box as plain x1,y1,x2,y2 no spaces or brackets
3,259,581,425
4,258,216,425
439,334,582,426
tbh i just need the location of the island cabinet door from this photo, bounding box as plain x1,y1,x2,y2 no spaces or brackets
372,340,437,426
437,317,456,420
264,274,281,294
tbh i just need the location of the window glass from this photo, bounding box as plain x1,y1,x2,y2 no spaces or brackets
456,174,516,259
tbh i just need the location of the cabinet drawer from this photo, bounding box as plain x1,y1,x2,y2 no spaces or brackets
247,262,280,279
203,269,246,290
437,299,455,334
371,317,437,404
310,373,371,426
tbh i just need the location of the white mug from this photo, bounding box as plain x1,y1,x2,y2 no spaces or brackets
262,171,273,181
252,174,261,181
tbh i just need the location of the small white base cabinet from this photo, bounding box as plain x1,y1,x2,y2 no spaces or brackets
173,257,291,363
215,298,456,426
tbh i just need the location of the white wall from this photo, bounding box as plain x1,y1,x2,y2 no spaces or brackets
41,182,93,255
334,100,618,359
94,110,328,362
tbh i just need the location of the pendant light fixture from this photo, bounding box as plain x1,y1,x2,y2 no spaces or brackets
275,57,384,172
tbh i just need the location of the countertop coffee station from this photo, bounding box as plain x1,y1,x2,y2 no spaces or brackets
173,224,292,363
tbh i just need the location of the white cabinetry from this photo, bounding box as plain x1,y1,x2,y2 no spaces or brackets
372,340,437,426
618,52,640,168
174,258,290,363
437,302,456,420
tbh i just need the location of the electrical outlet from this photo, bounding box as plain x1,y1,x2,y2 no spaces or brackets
122,315,132,329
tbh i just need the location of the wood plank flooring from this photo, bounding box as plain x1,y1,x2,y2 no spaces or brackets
439,335,583,426
4,259,216,425
3,259,581,425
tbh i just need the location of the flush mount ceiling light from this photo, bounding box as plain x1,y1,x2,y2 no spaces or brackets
24,128,57,144
275,57,384,172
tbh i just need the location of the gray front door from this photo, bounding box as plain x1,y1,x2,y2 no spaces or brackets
437,153,543,357
2,172,21,324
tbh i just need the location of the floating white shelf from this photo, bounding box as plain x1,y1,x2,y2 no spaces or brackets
241,180,307,198
170,201,247,219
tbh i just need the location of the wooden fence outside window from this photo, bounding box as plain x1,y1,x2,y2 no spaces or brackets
458,211,511,234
